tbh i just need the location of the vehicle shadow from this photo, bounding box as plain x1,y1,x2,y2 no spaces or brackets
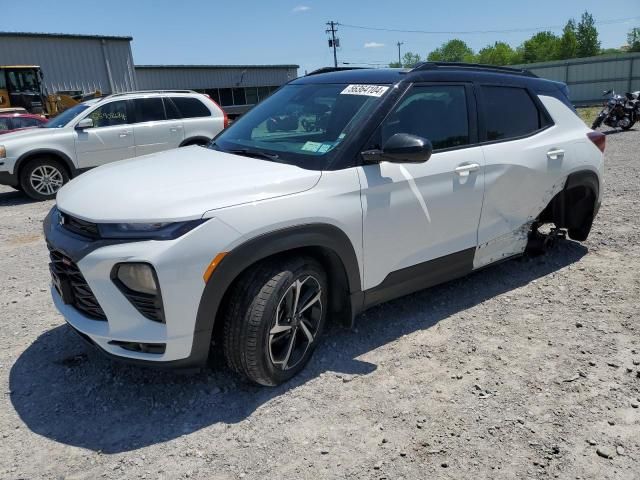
0,189,39,207
9,240,587,453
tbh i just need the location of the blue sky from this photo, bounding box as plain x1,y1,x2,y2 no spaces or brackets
4,0,640,75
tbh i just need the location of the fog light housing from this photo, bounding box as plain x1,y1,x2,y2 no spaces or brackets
116,263,158,295
112,263,165,323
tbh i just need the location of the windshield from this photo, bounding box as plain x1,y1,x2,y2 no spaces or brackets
43,103,90,129
7,69,40,93
211,83,390,169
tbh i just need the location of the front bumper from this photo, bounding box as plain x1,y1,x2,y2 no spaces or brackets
43,208,239,368
0,170,18,187
0,157,18,186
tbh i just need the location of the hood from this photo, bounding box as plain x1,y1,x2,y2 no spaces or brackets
56,146,322,222
0,127,67,142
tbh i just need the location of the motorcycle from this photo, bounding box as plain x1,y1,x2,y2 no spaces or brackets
591,89,640,130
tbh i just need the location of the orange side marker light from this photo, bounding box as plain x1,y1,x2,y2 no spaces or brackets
203,252,228,283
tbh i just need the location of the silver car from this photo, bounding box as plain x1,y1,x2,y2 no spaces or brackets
0,90,227,200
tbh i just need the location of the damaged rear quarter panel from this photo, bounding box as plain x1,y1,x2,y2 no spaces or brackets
473,95,595,269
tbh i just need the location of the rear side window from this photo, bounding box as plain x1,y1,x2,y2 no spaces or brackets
134,98,166,123
0,118,11,131
481,86,549,141
163,98,181,120
171,97,211,118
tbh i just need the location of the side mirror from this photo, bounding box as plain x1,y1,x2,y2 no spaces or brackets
362,133,433,164
602,89,612,96
75,117,94,130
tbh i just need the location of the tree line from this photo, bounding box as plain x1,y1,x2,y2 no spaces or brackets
390,12,640,68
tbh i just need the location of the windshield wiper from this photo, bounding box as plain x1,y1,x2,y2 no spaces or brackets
226,148,280,161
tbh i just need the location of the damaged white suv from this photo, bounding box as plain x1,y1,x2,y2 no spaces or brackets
44,63,604,386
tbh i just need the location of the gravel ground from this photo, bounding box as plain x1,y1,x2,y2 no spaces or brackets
1,128,639,480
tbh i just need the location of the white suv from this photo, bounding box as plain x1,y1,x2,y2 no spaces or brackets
44,63,604,386
0,91,227,200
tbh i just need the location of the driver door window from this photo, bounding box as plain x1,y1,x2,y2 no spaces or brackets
378,85,471,151
89,101,130,127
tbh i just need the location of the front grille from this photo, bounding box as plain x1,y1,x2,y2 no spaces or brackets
48,246,106,320
61,213,99,238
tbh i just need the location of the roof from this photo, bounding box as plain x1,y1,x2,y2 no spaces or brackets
292,64,561,91
135,64,299,70
0,31,133,41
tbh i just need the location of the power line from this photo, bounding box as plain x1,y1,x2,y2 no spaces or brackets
339,16,640,35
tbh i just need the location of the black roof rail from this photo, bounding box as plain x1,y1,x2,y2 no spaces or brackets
306,66,366,76
410,62,537,78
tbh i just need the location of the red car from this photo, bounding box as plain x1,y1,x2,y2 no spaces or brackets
0,112,47,135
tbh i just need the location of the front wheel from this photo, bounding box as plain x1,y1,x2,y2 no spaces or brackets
591,116,604,129
222,257,327,386
19,157,69,201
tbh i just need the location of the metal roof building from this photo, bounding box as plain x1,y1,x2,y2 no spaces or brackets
0,32,137,94
0,31,299,115
135,64,299,116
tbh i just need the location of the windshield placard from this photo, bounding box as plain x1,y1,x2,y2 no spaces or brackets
340,84,389,97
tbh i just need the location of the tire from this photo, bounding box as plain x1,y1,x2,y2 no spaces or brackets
222,256,328,386
591,116,603,129
19,157,69,201
621,120,635,131
568,213,593,241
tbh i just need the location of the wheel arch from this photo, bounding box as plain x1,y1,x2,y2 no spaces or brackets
179,136,211,147
539,169,600,233
16,149,76,178
191,224,362,365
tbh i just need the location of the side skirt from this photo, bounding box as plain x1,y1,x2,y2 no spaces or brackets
361,248,476,311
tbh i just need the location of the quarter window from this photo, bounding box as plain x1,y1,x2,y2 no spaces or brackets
171,97,211,118
481,86,549,141
379,85,470,151
88,101,129,127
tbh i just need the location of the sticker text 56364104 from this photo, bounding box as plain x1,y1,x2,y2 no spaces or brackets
340,84,390,97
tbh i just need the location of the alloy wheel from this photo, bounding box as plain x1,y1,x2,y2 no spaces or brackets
30,165,64,195
268,275,323,371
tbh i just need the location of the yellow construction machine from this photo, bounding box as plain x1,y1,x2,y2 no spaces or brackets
0,65,100,117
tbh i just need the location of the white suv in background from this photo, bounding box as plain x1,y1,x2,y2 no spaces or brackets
44,63,604,386
0,91,227,200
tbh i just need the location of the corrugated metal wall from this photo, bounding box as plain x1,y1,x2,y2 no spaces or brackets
516,53,640,105
0,34,137,94
135,66,298,90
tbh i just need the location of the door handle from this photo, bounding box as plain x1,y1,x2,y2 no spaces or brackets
454,163,480,177
170,127,178,133
119,131,131,138
547,148,565,160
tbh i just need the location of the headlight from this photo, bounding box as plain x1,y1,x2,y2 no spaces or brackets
0,145,5,158
98,219,207,240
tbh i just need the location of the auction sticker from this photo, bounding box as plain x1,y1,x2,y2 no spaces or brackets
340,84,389,97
